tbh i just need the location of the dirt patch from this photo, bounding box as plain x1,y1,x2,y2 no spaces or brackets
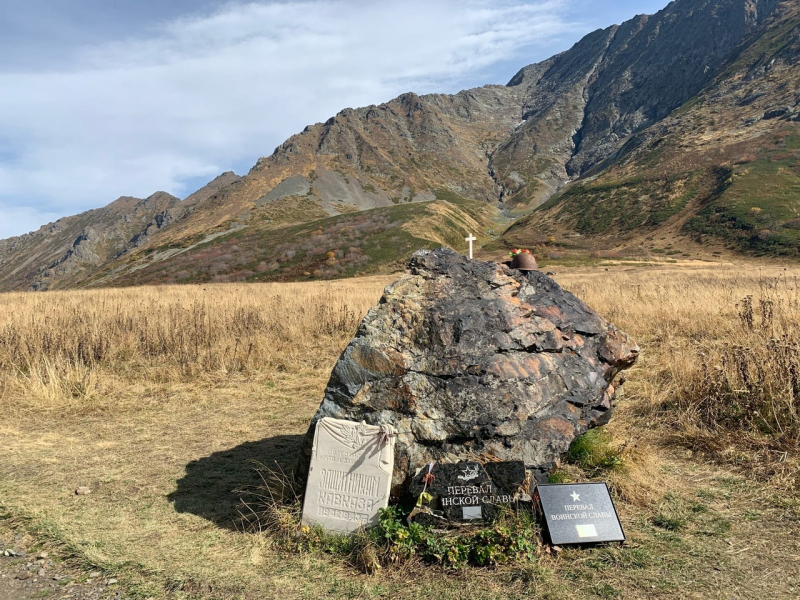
0,529,130,600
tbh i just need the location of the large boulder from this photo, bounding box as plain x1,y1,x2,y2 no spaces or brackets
296,248,638,495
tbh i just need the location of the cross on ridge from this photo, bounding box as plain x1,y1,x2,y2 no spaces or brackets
465,234,477,259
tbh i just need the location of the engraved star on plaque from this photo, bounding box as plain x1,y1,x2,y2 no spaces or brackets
534,483,625,545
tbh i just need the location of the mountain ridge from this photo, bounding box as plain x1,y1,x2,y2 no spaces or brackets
1,0,797,290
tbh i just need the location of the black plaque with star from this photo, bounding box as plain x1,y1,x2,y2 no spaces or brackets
534,483,625,545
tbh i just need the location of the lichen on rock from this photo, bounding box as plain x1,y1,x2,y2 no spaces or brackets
296,248,639,495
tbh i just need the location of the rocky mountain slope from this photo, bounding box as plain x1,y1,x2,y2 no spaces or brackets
0,172,242,290
493,0,782,208
504,0,800,257
0,191,180,291
0,0,796,290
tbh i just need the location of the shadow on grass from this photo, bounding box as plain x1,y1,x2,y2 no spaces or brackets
167,434,303,531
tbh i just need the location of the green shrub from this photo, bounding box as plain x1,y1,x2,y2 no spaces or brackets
547,470,573,484
373,505,539,568
246,472,543,571
651,513,685,531
566,428,624,476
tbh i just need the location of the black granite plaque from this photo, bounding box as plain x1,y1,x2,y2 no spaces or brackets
534,483,624,545
408,461,528,524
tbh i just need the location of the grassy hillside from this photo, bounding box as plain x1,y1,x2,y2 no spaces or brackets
505,125,800,259
85,195,498,287
684,134,800,255
531,171,703,235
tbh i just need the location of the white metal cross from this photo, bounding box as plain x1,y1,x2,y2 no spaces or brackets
465,233,477,259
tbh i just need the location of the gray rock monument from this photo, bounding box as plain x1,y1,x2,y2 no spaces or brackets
296,248,639,497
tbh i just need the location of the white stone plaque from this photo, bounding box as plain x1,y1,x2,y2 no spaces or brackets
301,417,395,533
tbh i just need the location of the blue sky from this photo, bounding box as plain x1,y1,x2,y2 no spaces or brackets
0,0,669,239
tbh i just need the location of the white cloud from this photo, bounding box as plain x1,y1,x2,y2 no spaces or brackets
0,206,61,240
0,0,576,238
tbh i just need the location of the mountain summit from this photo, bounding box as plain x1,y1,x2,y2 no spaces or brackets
1,0,797,290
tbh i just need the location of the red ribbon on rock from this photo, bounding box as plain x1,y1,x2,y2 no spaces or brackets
375,425,395,447
421,462,436,487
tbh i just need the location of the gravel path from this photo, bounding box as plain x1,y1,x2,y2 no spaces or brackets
0,531,134,600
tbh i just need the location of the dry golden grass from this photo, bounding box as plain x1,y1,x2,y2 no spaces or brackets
0,275,396,599
1,262,799,599
555,263,800,482
0,277,392,410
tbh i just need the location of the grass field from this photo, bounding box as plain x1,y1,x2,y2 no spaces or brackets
1,262,799,599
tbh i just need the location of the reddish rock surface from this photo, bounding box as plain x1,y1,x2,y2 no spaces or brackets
296,248,639,493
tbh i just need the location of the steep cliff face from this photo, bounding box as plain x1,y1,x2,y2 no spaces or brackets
505,1,800,256
181,171,243,210
490,27,621,207
150,85,526,244
569,0,781,173
194,0,783,222
124,0,788,249
0,192,181,290
491,0,783,210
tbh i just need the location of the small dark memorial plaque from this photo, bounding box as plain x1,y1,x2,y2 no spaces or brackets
534,483,624,545
408,461,529,524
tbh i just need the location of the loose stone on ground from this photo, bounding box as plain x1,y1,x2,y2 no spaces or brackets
0,530,129,600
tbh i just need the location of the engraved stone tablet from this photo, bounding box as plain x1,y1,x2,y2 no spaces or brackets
301,417,395,533
408,461,529,525
534,483,625,545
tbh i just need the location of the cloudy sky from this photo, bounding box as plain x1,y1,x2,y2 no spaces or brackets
0,0,668,239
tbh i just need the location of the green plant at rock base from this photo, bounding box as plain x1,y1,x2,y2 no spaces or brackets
240,467,542,571
651,512,686,532
566,428,624,476
371,505,540,568
546,470,573,484
374,506,430,560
